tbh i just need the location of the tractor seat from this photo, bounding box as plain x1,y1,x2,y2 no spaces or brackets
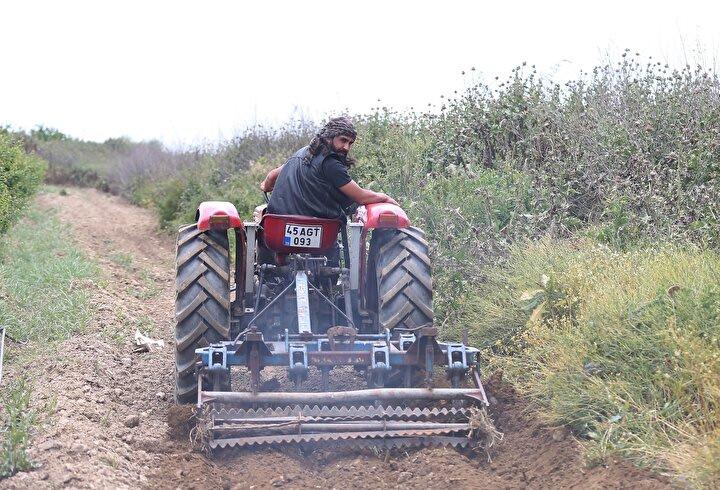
260,214,341,254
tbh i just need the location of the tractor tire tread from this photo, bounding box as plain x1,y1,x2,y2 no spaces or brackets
174,224,231,404
372,227,433,331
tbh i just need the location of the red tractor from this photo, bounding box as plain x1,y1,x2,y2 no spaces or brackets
174,200,488,449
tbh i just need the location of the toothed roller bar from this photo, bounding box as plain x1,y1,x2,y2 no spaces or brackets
210,405,471,422
212,421,471,435
325,436,471,450
209,428,470,449
213,436,471,451
201,387,485,405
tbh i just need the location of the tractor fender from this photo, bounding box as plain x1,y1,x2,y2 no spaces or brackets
196,201,244,231
360,203,410,230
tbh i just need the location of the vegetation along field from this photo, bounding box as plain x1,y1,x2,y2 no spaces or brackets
1,52,719,486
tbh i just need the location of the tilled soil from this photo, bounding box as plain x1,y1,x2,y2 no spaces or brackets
0,188,670,489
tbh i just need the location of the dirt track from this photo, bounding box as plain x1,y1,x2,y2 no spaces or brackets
1,188,670,489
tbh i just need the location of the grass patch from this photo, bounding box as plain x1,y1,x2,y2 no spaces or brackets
103,312,159,345
109,251,134,271
480,239,720,486
0,200,98,479
131,313,159,337
0,203,99,342
102,320,127,345
128,270,160,300
0,377,39,477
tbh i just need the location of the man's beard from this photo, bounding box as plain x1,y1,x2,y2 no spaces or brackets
332,145,354,165
307,136,355,166
329,139,348,156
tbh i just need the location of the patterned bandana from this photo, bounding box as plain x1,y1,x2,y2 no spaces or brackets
317,117,357,140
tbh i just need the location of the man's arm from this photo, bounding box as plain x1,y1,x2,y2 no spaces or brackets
260,164,284,192
339,180,398,206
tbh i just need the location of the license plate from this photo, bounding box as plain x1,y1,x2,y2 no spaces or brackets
283,223,323,248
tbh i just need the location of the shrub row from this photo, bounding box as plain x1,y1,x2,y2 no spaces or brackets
29,55,720,255
129,125,312,228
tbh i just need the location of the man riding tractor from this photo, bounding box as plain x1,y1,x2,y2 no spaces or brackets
179,116,489,450
260,117,397,223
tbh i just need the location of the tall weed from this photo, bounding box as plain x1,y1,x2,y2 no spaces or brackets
484,239,720,485
428,55,720,246
0,378,39,477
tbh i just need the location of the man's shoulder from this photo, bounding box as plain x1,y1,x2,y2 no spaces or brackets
291,146,310,159
321,154,352,188
280,146,310,170
323,151,347,165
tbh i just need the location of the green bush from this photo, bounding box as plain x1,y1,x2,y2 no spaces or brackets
426,55,720,246
0,134,46,234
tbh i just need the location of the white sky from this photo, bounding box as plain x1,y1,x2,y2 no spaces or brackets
1,0,718,146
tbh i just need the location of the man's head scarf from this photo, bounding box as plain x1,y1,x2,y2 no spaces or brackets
306,117,357,165
317,117,357,140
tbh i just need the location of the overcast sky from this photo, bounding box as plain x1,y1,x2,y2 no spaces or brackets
1,0,718,146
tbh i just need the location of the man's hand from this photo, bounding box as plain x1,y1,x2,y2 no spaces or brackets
377,193,399,206
260,165,284,192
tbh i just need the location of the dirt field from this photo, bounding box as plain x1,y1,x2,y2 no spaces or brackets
0,188,670,489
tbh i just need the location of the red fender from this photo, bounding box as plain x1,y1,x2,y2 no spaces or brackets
196,201,244,231
361,203,410,230
356,203,410,311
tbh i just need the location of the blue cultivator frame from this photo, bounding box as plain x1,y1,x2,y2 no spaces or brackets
196,325,489,407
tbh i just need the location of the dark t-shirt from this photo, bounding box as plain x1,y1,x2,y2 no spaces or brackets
267,146,355,219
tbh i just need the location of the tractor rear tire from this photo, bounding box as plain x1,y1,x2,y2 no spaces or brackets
369,227,433,330
174,224,231,404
